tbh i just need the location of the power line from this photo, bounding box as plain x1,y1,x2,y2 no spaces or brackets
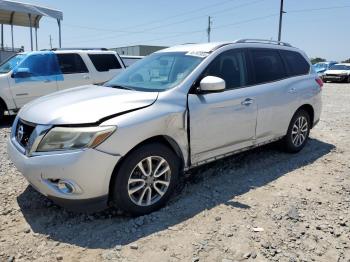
64,0,265,44
288,5,350,14
61,0,238,35
118,13,279,47
64,3,350,46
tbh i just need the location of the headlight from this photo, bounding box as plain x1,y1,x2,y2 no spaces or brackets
36,126,116,152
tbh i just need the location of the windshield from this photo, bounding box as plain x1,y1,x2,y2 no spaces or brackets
329,64,350,70
105,52,204,92
313,63,328,70
0,54,26,74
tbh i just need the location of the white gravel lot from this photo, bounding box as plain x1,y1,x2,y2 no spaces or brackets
0,83,349,262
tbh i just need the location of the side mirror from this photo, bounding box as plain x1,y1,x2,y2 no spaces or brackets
198,76,225,93
11,68,32,78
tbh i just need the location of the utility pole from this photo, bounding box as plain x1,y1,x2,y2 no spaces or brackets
278,0,286,41
1,24,4,50
207,16,212,42
49,35,53,49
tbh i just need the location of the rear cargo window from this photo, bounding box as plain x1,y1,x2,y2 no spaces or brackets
280,50,310,76
88,54,122,72
56,53,88,74
250,49,287,84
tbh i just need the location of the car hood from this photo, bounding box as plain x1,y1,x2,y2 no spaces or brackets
18,85,158,125
325,70,349,75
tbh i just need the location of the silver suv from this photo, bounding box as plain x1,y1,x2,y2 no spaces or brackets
7,39,323,215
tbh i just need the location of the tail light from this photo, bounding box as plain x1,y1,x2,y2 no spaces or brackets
315,78,323,89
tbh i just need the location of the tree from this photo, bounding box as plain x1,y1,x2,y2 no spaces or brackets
342,58,350,63
310,57,326,65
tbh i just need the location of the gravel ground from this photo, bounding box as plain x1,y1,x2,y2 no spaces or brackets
0,83,349,262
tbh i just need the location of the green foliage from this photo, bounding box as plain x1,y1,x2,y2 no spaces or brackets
310,57,326,65
342,58,350,63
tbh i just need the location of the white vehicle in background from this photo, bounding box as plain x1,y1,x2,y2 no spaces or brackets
323,63,350,83
0,49,125,121
120,55,144,67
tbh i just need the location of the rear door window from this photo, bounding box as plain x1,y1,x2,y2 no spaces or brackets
250,49,287,84
280,50,310,76
88,54,122,72
56,53,88,74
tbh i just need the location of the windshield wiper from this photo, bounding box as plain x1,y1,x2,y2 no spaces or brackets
106,84,134,90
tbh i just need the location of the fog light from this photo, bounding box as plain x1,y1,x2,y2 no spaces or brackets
57,180,75,194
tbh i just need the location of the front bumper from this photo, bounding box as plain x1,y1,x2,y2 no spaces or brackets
7,138,120,212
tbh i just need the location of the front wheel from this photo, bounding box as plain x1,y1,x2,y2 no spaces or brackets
111,143,180,216
282,109,311,153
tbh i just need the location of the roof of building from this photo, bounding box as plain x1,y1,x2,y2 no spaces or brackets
0,0,63,28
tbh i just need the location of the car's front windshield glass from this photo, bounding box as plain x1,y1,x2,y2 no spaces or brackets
105,52,204,92
313,63,327,70
329,64,350,70
0,54,26,74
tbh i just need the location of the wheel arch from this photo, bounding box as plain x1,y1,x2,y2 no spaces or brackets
0,96,8,111
107,135,185,203
296,104,314,128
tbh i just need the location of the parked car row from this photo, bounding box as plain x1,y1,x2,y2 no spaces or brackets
313,61,350,83
7,39,322,215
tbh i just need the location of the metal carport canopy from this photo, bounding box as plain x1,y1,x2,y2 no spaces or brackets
0,0,63,50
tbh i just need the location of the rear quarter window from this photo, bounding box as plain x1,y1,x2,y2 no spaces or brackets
88,54,122,72
280,50,310,76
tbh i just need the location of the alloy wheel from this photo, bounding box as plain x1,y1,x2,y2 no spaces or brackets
128,156,171,206
291,116,308,147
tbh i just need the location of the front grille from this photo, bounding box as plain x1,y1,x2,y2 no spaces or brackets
326,74,341,77
15,119,36,148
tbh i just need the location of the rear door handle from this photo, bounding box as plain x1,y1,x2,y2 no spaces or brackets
241,98,254,106
83,75,90,80
44,79,51,83
288,87,296,93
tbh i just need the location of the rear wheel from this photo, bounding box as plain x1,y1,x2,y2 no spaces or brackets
111,143,180,216
347,76,350,83
0,104,5,123
282,109,311,153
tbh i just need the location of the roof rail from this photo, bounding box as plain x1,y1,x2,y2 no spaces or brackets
235,39,292,47
49,48,109,51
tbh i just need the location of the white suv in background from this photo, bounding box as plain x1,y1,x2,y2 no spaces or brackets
0,49,125,121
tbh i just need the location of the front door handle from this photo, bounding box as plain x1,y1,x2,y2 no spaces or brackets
241,98,254,106
44,79,51,83
83,75,90,80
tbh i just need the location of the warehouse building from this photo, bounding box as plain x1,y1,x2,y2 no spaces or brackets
112,45,167,56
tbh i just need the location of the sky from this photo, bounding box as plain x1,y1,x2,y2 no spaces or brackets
1,0,349,61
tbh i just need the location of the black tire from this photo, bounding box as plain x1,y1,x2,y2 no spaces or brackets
111,143,180,216
347,76,350,83
0,104,4,123
282,109,311,153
